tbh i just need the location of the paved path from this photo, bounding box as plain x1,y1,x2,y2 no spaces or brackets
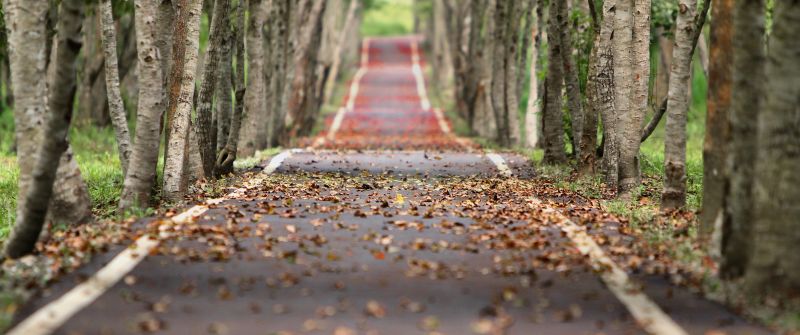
9,36,768,335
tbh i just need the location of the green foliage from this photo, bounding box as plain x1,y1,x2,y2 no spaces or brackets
361,0,414,36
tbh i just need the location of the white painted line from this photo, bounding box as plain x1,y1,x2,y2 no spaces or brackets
486,153,513,177
8,148,297,335
532,199,688,335
432,108,451,134
6,236,160,335
262,148,302,175
410,39,431,111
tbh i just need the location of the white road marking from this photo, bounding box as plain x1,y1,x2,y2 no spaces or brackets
262,148,301,174
486,153,513,177
538,199,688,335
486,153,686,334
8,149,297,335
432,108,451,134
6,236,161,335
410,39,432,111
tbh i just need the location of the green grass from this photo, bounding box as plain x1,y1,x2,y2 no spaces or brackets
361,0,415,36
0,113,126,239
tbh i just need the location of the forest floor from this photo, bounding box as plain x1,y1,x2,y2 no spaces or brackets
0,36,771,335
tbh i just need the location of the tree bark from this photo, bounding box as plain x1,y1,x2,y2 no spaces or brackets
700,0,733,237
267,0,292,147
119,0,167,211
743,0,800,297
77,9,110,127
4,0,84,258
524,0,540,149
238,0,268,156
215,20,234,155
323,0,360,105
661,0,697,210
542,0,566,164
100,0,132,175
559,0,584,156
215,0,246,175
489,0,523,146
162,0,202,201
578,0,603,174
720,0,766,279
282,0,327,143
470,0,498,140
613,0,650,197
196,0,231,178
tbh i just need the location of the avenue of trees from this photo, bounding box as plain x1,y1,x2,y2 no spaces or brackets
0,0,797,311
1,0,362,257
423,0,798,303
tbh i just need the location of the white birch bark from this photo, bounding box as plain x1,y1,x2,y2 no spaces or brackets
661,0,696,209
119,0,167,210
100,0,132,175
162,0,202,201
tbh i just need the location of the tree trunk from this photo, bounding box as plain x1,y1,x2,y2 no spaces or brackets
559,0,584,156
489,0,522,146
238,0,268,156
4,0,84,258
432,0,453,91
720,0,766,279
282,0,327,143
77,8,110,127
743,0,800,297
267,0,292,147
542,0,566,164
660,0,697,210
613,0,650,197
119,0,167,211
591,0,618,186
471,0,498,140
578,0,601,174
524,0,540,149
216,1,246,175
516,0,535,102
196,0,231,178
215,22,234,156
100,0,133,175
323,0,360,105
700,0,733,237
162,0,202,201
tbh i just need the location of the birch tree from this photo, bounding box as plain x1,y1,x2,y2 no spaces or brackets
743,0,800,297
611,0,650,197
542,0,566,164
100,0,132,175
196,0,231,177
559,0,584,156
323,0,360,105
660,0,697,209
215,0,246,175
3,0,86,258
579,0,603,174
701,0,733,236
283,0,327,142
119,0,167,210
524,0,543,149
162,0,202,201
489,0,523,147
720,0,766,278
237,0,268,156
